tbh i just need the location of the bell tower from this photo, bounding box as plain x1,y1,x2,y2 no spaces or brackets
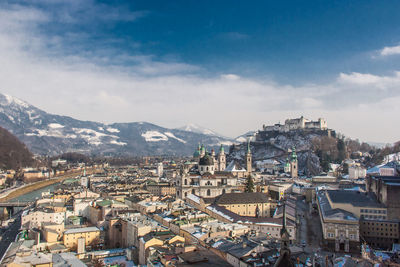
218,144,226,171
246,140,252,175
290,146,298,178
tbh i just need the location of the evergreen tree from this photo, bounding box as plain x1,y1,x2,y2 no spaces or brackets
337,138,346,162
245,174,254,192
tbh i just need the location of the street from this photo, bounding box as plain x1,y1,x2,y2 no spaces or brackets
0,213,21,262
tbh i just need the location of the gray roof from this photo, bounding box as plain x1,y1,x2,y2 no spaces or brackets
317,190,358,222
327,190,385,208
64,226,100,235
215,192,269,205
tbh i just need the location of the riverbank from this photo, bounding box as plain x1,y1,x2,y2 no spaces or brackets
0,178,65,202
0,168,99,202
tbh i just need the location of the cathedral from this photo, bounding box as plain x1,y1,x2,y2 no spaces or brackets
176,143,252,199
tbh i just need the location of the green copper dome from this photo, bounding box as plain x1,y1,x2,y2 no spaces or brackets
193,150,200,158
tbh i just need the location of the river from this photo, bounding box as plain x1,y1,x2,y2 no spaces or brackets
9,183,60,203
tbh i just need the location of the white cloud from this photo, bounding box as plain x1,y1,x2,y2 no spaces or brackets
338,72,383,85
380,45,400,56
220,74,240,80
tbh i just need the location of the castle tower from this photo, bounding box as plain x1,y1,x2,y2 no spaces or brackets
290,146,298,178
246,140,252,175
218,145,226,171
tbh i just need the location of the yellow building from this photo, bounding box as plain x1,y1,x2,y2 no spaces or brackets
214,192,271,217
63,227,101,251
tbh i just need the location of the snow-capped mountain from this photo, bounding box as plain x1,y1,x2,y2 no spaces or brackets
0,93,234,156
234,131,257,143
177,123,225,137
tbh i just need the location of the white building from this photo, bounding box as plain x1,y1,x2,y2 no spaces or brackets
348,166,367,179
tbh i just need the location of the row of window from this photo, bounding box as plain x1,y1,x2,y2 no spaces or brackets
362,215,386,220
326,233,356,239
362,232,397,237
363,222,398,227
360,209,386,214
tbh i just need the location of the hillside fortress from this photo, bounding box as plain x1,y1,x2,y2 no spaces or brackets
262,116,327,133
255,116,335,144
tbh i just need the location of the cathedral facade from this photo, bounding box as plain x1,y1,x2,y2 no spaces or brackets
176,144,252,199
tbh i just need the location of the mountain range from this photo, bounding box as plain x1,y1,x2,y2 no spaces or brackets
0,93,237,156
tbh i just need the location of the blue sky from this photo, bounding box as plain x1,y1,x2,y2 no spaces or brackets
0,0,400,143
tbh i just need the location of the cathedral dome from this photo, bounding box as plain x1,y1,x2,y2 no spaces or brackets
193,149,200,158
199,154,214,166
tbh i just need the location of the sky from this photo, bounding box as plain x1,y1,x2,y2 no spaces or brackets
0,0,399,143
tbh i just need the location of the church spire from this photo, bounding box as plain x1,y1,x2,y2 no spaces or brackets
280,200,291,252
274,199,294,267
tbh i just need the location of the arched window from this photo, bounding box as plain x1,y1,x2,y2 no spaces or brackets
192,189,195,194
206,166,209,171
185,192,188,197
184,179,187,185
207,189,211,196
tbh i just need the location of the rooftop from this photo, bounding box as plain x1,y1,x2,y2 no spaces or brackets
327,190,385,208
64,226,100,235
214,192,270,205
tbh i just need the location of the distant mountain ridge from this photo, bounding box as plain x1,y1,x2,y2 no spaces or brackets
176,123,225,137
0,93,234,156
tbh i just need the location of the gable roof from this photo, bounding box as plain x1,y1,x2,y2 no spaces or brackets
215,192,269,205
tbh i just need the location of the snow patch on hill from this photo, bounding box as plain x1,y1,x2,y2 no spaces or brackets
3,94,30,108
164,132,186,143
106,127,120,133
141,131,169,142
26,129,77,139
73,128,119,146
48,123,64,129
177,123,220,136
110,140,127,146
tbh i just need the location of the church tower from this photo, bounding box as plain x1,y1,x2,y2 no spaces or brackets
218,145,226,171
246,140,252,175
274,201,294,267
290,146,298,178
200,144,206,158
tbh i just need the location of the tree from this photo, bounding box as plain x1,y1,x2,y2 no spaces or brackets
245,174,254,193
337,138,346,162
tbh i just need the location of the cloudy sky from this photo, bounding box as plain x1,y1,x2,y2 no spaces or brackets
0,0,399,143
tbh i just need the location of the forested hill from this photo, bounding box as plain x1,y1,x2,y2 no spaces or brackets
0,126,35,170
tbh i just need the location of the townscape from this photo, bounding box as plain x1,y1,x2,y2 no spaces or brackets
1,1,400,266
0,117,399,267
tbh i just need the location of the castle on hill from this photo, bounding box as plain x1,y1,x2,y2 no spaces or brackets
262,116,327,133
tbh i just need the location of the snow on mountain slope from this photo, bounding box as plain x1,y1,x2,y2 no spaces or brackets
177,123,224,137
0,93,233,156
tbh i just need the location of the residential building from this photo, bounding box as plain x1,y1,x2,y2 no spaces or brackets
63,226,101,251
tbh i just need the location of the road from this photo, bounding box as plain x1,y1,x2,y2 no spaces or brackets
0,213,21,262
296,197,340,266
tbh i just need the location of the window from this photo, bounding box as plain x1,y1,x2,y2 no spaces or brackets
207,189,211,196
